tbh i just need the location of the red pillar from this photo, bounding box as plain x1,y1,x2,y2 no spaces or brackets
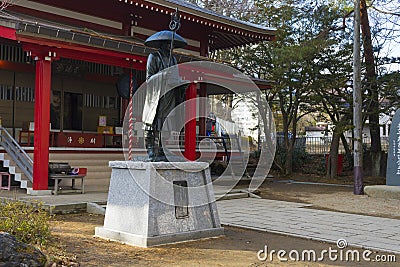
199,38,209,137
32,57,52,190
184,83,197,161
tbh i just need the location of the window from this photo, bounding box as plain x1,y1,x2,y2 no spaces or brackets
0,84,12,100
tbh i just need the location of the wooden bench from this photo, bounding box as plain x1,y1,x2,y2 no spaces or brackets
0,172,11,190
50,168,87,195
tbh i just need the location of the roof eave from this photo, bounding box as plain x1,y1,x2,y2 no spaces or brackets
129,0,276,38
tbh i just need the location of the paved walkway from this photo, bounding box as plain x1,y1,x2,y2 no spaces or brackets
217,198,400,255
2,188,399,254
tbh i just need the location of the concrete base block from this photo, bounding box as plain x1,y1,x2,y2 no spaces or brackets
364,185,400,200
95,226,224,248
87,202,106,215
26,188,52,196
95,161,224,247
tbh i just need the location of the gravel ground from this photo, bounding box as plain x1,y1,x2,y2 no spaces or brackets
257,176,400,219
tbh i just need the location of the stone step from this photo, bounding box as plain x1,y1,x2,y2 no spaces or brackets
19,180,31,189
49,153,124,161
1,159,10,168
84,171,112,178
49,159,119,165
365,185,400,200
1,153,30,181
49,154,124,168
215,192,248,200
0,153,25,188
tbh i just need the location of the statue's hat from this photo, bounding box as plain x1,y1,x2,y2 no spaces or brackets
144,30,187,48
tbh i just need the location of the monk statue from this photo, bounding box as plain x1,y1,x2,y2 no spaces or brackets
142,30,187,161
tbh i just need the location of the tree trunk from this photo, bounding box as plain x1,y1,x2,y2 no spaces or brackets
360,0,381,176
340,133,353,167
327,131,340,178
284,144,293,175
282,115,293,176
340,133,351,158
370,151,383,177
280,96,293,175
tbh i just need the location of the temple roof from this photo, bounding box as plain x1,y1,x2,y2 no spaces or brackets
117,0,275,51
0,0,274,90
158,0,272,34
4,0,275,52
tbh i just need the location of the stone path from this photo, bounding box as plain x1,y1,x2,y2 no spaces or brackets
2,188,399,255
217,198,400,254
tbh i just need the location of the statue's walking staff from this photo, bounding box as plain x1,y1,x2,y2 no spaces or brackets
168,8,181,66
128,67,134,160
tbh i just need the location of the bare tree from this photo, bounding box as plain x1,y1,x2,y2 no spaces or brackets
184,0,258,20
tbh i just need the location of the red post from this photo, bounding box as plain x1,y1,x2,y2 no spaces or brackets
184,83,197,161
198,84,207,136
32,58,52,190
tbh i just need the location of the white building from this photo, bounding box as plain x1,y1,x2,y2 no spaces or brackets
231,99,259,140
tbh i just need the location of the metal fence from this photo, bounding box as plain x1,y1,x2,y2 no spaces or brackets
276,136,389,155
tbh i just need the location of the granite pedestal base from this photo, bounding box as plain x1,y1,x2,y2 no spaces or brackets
95,161,224,247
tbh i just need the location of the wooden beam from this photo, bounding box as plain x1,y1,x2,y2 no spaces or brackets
20,37,147,69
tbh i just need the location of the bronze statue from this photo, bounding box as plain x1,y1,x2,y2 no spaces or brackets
143,30,187,161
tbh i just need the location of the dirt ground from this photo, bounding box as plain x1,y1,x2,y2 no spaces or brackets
257,174,400,220
44,174,400,267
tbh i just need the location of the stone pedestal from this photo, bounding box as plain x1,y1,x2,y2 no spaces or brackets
95,161,224,247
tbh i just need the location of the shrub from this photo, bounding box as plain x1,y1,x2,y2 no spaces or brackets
273,145,310,173
210,161,227,176
0,200,51,246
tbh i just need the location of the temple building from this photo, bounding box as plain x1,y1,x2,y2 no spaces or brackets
0,0,275,193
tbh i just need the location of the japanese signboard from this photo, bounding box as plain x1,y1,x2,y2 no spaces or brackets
56,132,104,148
